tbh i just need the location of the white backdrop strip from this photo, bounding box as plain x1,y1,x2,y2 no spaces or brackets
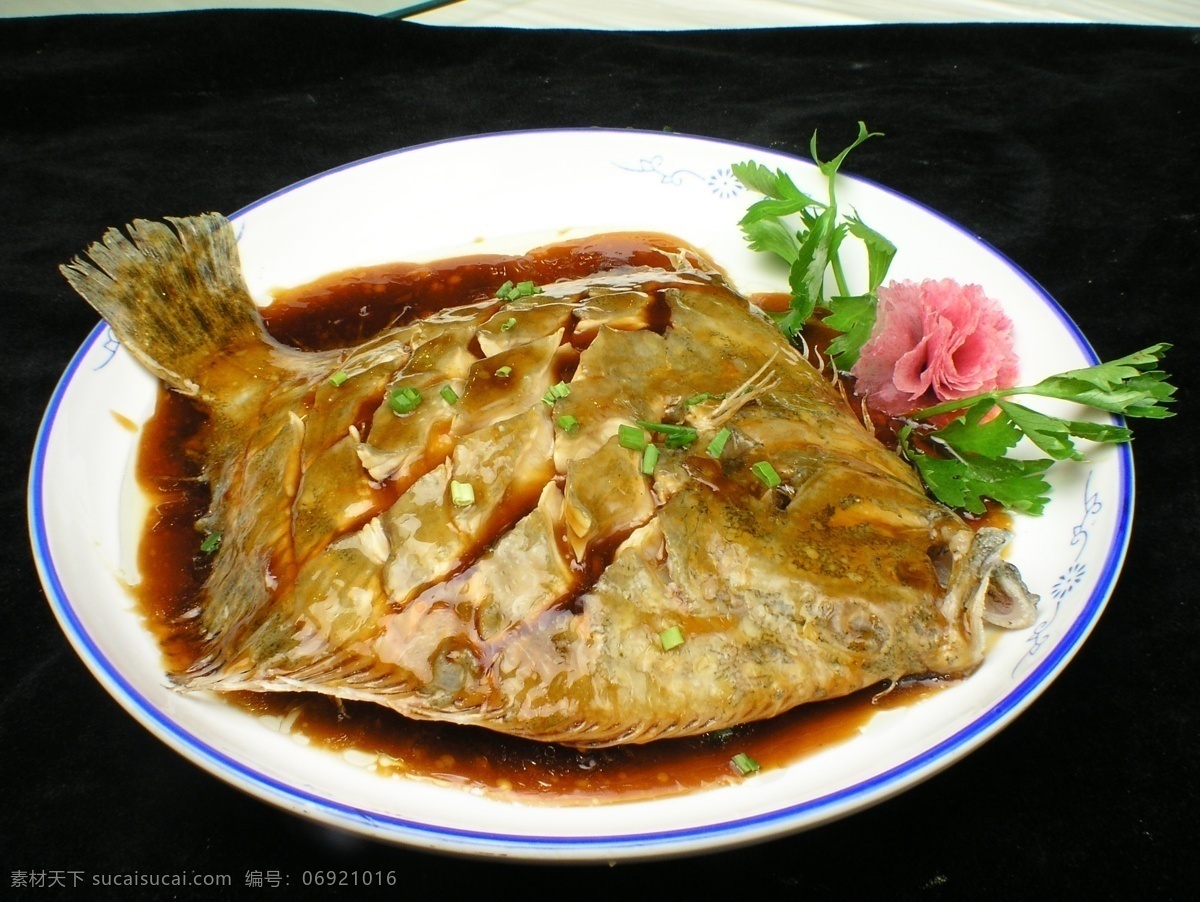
1,0,1198,27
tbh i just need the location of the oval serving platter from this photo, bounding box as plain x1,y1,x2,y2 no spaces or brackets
29,129,1131,861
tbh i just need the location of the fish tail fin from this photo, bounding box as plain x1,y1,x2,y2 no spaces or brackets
60,213,266,395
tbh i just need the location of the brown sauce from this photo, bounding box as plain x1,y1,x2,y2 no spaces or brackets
132,235,962,804
262,233,695,352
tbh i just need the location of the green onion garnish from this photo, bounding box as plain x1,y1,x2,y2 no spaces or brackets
706,427,731,459
730,752,761,776
542,381,571,405
637,420,698,449
388,386,422,415
659,625,685,650
641,443,659,476
495,366,513,379
501,317,517,332
686,391,725,406
557,415,580,434
199,531,222,554
618,424,647,451
450,480,475,507
706,728,735,747
495,279,544,302
439,385,459,406
328,370,348,387
751,460,782,488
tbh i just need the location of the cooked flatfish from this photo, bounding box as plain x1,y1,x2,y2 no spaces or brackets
62,214,1037,748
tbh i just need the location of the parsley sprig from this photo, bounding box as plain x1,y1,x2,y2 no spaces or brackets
899,344,1175,515
732,121,896,369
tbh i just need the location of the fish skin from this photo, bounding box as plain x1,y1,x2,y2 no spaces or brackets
62,214,1038,748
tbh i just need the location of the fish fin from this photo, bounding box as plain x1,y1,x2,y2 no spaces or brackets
60,213,265,395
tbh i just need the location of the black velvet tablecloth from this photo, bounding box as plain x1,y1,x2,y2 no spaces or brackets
3,11,1197,899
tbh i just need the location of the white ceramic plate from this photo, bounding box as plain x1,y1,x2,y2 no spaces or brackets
29,129,1131,860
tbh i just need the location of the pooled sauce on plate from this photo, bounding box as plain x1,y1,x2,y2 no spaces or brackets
133,233,954,803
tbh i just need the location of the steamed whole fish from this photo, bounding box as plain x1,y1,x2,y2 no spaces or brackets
62,213,1037,748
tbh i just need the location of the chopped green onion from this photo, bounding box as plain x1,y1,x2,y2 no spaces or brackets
730,752,761,776
439,385,459,405
641,443,659,476
542,381,572,404
500,317,517,332
450,480,475,507
199,531,222,554
706,728,735,747
751,460,782,488
388,386,422,415
495,366,513,379
706,427,731,459
328,370,348,387
685,392,712,407
618,424,648,451
556,415,580,434
637,420,699,449
659,625,685,650
495,279,544,302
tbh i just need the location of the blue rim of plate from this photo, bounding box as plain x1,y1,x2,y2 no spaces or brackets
28,128,1133,859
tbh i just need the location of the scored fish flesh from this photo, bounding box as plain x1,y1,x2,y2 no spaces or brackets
61,213,1038,748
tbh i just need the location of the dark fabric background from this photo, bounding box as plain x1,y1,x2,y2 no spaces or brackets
2,10,1197,899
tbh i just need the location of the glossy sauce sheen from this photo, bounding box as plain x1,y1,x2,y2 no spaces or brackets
134,234,950,803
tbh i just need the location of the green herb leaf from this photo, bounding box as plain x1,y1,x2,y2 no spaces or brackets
992,400,1134,461
731,161,821,222
740,217,803,264
902,345,1174,515
1023,344,1176,418
785,204,839,328
199,531,221,554
811,121,883,181
845,213,897,291
820,293,877,369
901,428,1054,516
931,399,1023,458
733,123,890,356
